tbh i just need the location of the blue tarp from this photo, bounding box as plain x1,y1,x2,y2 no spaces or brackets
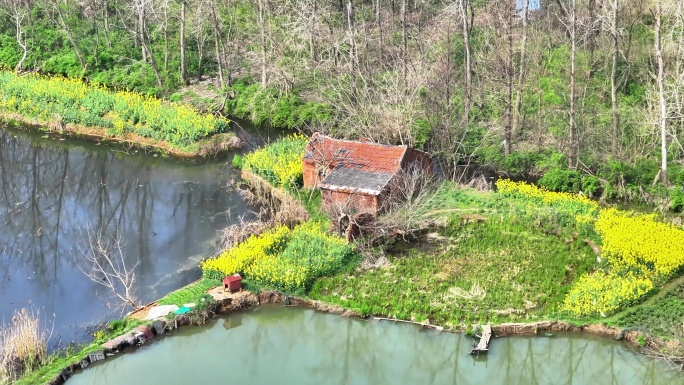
173,307,191,315
516,0,541,11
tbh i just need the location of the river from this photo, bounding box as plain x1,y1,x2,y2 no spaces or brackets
67,306,680,385
0,122,256,344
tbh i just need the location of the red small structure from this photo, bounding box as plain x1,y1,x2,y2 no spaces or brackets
223,274,242,293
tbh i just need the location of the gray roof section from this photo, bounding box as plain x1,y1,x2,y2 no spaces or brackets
319,167,395,195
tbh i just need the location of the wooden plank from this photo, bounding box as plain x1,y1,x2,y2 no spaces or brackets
470,325,492,355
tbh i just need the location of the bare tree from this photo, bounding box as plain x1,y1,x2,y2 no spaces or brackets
377,162,439,235
654,0,668,185
41,0,88,73
0,0,29,72
457,0,473,123
606,0,622,155
179,0,188,85
79,226,140,314
556,0,582,169
513,0,530,140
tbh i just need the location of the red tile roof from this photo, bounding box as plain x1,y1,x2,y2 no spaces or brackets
303,133,407,173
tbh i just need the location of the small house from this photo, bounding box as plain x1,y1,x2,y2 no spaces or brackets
223,274,242,293
302,133,433,217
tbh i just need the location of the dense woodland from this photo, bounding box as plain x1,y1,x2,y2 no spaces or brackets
0,0,683,206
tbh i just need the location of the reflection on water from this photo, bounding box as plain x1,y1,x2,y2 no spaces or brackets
69,306,680,385
0,126,253,341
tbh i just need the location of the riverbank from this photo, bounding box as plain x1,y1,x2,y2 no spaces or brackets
0,72,239,157
34,283,667,385
1,113,240,158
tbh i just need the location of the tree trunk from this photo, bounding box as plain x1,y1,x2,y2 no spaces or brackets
180,0,188,85
401,0,408,84
139,2,146,62
568,0,578,169
209,0,226,88
141,38,163,89
655,1,668,185
610,0,620,155
503,1,513,156
103,0,111,47
257,0,267,87
347,0,357,81
458,0,472,123
47,1,87,73
513,0,529,140
13,13,28,72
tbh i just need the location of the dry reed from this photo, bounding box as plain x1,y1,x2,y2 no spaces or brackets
0,307,50,383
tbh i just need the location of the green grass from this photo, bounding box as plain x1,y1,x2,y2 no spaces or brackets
156,278,220,307
15,318,146,385
308,182,598,328
288,188,328,224
612,282,684,339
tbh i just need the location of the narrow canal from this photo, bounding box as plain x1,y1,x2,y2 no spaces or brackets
0,123,254,343
68,306,680,385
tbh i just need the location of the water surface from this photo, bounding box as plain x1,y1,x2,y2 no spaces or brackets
0,124,253,342
69,306,681,385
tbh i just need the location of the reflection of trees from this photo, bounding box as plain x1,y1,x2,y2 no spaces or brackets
0,129,248,336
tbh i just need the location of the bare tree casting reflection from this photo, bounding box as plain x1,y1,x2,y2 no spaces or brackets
78,226,140,314
0,127,251,341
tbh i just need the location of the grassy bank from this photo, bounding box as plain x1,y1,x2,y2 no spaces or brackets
308,180,684,337
0,72,236,156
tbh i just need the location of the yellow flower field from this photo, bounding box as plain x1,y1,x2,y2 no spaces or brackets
0,71,229,147
202,221,352,291
496,179,684,318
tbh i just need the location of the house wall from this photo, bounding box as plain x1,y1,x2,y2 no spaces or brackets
401,148,434,175
302,160,318,188
320,189,379,215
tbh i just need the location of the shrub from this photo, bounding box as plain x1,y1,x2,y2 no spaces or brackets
581,175,601,196
670,187,684,213
538,168,581,193
0,308,49,383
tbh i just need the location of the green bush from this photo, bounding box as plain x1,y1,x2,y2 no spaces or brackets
538,168,581,193
225,78,331,129
671,187,684,213
581,175,601,196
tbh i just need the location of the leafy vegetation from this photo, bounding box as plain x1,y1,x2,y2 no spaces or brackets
615,282,684,339
224,79,331,129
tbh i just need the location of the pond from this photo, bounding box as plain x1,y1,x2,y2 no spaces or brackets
68,306,680,385
0,123,255,343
